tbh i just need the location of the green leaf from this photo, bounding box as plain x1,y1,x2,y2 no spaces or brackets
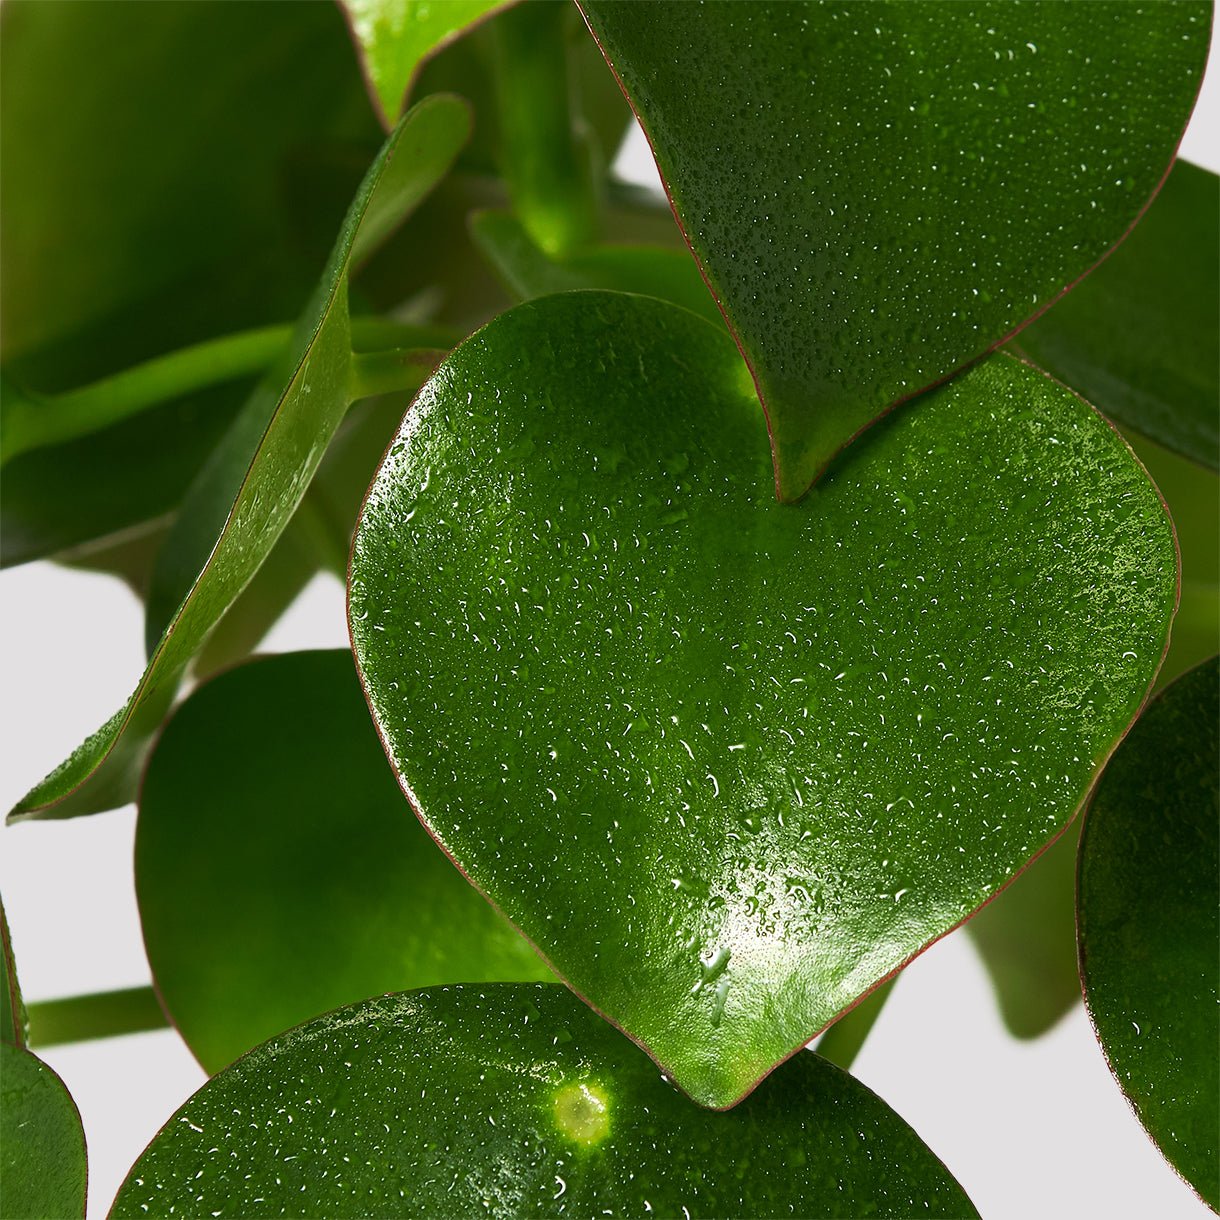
471,209,725,327
967,821,1081,1039
1,1044,87,1220
1016,160,1219,471
1124,431,1220,687
1077,657,1219,1210
349,291,1176,1108
340,0,511,129
111,984,977,1218
577,1,1209,499
137,650,552,1074
1,899,25,1049
0,1,379,562
8,97,471,823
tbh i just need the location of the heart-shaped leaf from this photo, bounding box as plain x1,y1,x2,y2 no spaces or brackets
577,1,1209,499
1,1044,87,1220
1077,656,1219,1210
8,96,470,823
1016,160,1219,472
340,0,512,129
137,650,552,1074
111,984,977,1218
349,290,1176,1108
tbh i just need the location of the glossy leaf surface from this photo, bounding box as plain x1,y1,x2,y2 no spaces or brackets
341,0,510,128
967,821,1081,1038
471,209,724,326
350,291,1175,1108
138,651,551,1074
1078,657,1219,1209
111,984,977,1219
578,1,1209,499
8,97,469,823
0,1044,87,1220
1017,160,1219,471
0,1,378,563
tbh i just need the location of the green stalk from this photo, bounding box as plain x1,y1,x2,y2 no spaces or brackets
27,986,169,1048
492,1,600,255
2,319,459,465
815,978,896,1070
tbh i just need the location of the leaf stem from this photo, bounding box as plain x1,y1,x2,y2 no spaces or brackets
492,1,600,255
815,978,896,1070
26,986,169,1048
2,319,459,465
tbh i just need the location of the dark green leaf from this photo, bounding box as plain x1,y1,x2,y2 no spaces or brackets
1125,430,1220,688
471,209,724,327
111,984,977,1218
349,291,1175,1108
137,650,552,1074
9,97,470,822
340,0,511,129
1017,160,1219,471
1078,657,1219,1209
0,1044,87,1220
578,1,1209,499
967,822,1081,1039
1,899,25,1049
0,1,378,562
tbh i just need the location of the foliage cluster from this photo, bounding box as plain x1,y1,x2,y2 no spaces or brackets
1,2,1217,1217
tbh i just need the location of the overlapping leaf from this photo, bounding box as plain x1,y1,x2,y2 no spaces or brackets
350,291,1176,1108
0,0,379,563
578,0,1209,498
8,96,470,822
137,651,551,1073
340,0,512,129
1017,160,1219,471
111,984,977,1218
1078,657,1219,1209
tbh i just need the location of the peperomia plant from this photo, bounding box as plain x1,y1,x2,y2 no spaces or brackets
1,1,1217,1216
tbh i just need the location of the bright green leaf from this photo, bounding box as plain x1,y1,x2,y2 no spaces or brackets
471,209,724,327
967,822,1081,1039
1017,160,1219,471
111,984,977,1218
1078,657,1219,1210
137,650,552,1074
349,291,1176,1108
0,1044,87,1220
577,1,1209,499
8,97,470,823
340,0,512,129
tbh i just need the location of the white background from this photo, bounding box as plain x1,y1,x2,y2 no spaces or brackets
2,39,1217,1220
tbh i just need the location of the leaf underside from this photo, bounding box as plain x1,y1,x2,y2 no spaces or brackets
350,290,1176,1108
1016,160,1220,472
137,650,552,1074
8,96,470,823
